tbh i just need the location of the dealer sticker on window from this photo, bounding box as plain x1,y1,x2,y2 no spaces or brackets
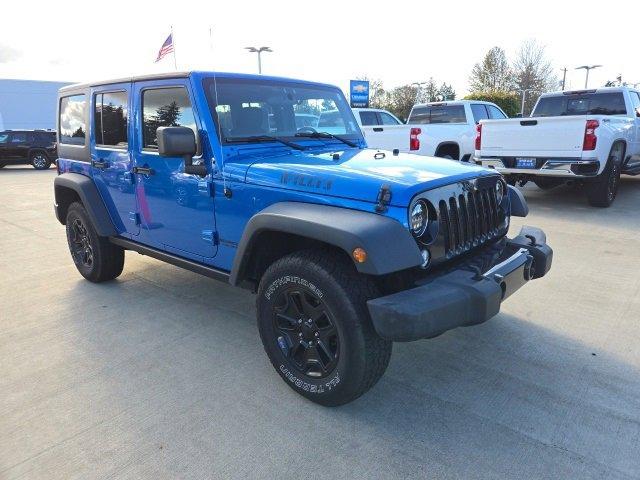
515,158,536,168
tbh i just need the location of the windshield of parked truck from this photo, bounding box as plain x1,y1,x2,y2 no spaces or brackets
533,92,627,117
408,104,466,124
204,77,363,144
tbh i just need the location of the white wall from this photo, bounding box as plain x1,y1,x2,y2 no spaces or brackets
0,79,72,131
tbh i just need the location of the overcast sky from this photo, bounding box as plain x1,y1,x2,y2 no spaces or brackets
1,0,638,96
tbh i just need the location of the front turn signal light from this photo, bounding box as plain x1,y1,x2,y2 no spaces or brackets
352,248,367,263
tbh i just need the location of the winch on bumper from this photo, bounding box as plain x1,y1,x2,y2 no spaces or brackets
367,226,552,342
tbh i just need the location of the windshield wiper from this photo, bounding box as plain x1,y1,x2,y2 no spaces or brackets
225,135,305,151
294,131,359,148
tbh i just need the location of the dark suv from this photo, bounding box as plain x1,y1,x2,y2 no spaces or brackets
0,130,57,169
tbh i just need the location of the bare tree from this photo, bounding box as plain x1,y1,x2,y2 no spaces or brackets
513,40,558,115
469,47,514,93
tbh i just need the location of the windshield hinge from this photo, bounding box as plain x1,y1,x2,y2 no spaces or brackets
375,184,392,213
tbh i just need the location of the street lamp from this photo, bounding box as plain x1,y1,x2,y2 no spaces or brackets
245,46,273,74
575,65,602,88
518,89,536,117
411,82,427,101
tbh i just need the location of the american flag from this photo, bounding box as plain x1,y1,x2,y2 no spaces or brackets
155,33,174,63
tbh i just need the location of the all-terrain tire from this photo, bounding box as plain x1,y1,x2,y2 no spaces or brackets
586,144,623,208
256,249,392,406
65,202,124,282
30,151,52,170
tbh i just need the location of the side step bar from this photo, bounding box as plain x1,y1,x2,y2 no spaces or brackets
622,161,640,176
109,237,231,283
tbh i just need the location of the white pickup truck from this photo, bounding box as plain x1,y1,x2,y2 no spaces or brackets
475,87,640,207
353,101,508,160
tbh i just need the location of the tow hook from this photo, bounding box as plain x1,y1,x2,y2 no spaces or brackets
523,255,535,281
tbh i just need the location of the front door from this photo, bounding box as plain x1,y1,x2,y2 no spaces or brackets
132,80,217,260
90,84,139,236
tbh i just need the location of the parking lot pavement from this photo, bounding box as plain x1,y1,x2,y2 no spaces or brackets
1,165,639,480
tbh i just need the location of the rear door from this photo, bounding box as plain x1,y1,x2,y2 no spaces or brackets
7,132,29,160
132,79,217,260
359,110,408,151
90,83,139,236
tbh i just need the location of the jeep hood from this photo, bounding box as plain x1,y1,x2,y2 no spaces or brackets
230,148,497,207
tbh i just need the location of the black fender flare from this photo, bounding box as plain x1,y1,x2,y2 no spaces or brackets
508,185,529,217
229,202,423,286
53,173,117,237
434,141,460,159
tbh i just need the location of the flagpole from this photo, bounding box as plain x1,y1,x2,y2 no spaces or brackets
171,25,177,71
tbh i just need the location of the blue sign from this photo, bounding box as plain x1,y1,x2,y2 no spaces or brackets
350,80,370,108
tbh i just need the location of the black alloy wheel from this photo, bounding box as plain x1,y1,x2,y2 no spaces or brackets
273,287,340,379
69,218,94,268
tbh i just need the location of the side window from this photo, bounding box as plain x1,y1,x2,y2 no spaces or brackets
380,112,400,125
488,105,507,119
59,95,87,145
10,132,27,143
95,91,128,148
359,111,379,126
142,87,196,149
471,104,489,123
0,133,8,143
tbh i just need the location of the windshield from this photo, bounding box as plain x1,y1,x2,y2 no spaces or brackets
204,77,363,145
533,92,627,117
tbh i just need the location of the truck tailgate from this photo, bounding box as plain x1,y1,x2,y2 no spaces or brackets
480,117,586,157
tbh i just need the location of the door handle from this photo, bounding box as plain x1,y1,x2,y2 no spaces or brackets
133,166,155,175
92,159,109,169
373,127,384,132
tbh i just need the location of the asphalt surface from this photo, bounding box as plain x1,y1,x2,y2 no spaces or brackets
1,165,639,479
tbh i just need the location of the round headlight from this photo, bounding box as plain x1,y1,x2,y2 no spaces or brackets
410,201,428,237
495,180,505,204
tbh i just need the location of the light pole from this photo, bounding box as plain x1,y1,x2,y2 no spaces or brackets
575,65,602,88
519,89,535,117
245,46,273,74
411,82,427,102
560,67,567,90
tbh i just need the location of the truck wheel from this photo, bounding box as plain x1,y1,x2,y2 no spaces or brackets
257,250,392,406
65,202,124,282
30,151,51,170
586,144,623,207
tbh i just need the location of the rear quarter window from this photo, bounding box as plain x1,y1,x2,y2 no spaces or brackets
59,95,87,145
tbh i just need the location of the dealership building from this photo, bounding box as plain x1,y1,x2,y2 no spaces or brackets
0,79,72,131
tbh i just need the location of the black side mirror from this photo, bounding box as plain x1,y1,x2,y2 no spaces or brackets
157,126,206,176
515,113,523,118
636,108,640,118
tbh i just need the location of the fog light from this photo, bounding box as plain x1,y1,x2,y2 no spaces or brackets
352,247,367,263
420,249,430,268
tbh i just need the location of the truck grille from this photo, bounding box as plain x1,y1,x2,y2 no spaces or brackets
437,186,501,257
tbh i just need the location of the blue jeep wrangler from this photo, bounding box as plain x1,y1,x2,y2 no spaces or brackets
53,72,552,406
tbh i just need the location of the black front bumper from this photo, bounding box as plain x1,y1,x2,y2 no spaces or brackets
367,226,553,342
